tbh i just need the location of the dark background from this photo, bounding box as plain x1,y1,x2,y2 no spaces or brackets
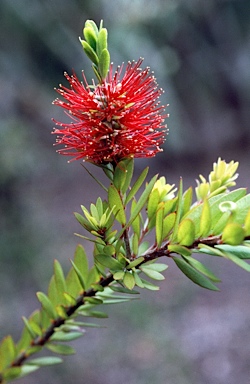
1,1,250,383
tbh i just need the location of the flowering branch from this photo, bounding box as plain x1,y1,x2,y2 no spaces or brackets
0,20,250,383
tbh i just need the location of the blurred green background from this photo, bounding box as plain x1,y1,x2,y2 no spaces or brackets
1,1,250,383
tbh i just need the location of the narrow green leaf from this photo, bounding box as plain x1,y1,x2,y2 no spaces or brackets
27,356,63,366
177,218,195,246
54,260,67,304
22,317,39,339
95,254,124,270
78,310,108,318
172,257,219,291
199,199,211,237
126,174,158,228
3,367,22,381
36,292,57,319
50,331,84,342
113,160,129,192
181,187,193,217
70,260,85,290
19,365,39,378
216,244,250,259
168,244,192,256
84,20,99,37
182,256,221,282
127,256,145,269
171,178,183,242
0,335,16,370
96,28,108,57
83,27,97,50
131,198,141,238
162,212,176,240
108,184,126,225
125,167,149,204
98,48,110,79
109,285,139,294
80,40,99,66
65,320,104,328
121,158,134,194
139,277,160,290
47,343,76,355
140,266,165,281
156,203,164,247
131,232,139,255
147,188,160,219
142,261,168,272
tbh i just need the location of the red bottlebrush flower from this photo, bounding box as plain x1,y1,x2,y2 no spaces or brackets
52,59,168,164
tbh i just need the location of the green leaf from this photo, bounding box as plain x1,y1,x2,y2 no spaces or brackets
113,160,129,192
108,184,126,225
36,292,57,320
80,40,99,66
147,188,160,219
127,256,145,269
199,199,211,237
54,260,67,304
95,254,124,270
96,28,108,57
171,178,183,242
125,167,149,204
47,343,76,355
222,222,245,245
83,27,97,50
50,331,84,342
98,48,110,79
168,244,192,256
182,256,221,282
109,285,139,294
156,203,164,247
84,20,99,37
123,271,135,290
162,212,176,240
121,158,134,194
3,367,22,381
22,317,38,339
216,244,250,259
19,365,39,378
126,174,158,228
177,219,195,246
140,266,165,281
142,261,168,272
234,194,250,224
27,356,63,366
0,335,16,370
78,310,108,318
181,187,193,217
138,277,160,291
172,257,219,291
70,260,86,290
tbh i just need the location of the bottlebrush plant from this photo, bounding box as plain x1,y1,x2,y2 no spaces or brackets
0,20,250,383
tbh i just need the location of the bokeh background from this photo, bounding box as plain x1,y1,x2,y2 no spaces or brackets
1,1,250,383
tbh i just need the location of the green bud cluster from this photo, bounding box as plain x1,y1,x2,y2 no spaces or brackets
79,20,110,81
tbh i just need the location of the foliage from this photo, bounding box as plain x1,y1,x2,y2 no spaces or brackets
1,156,250,383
